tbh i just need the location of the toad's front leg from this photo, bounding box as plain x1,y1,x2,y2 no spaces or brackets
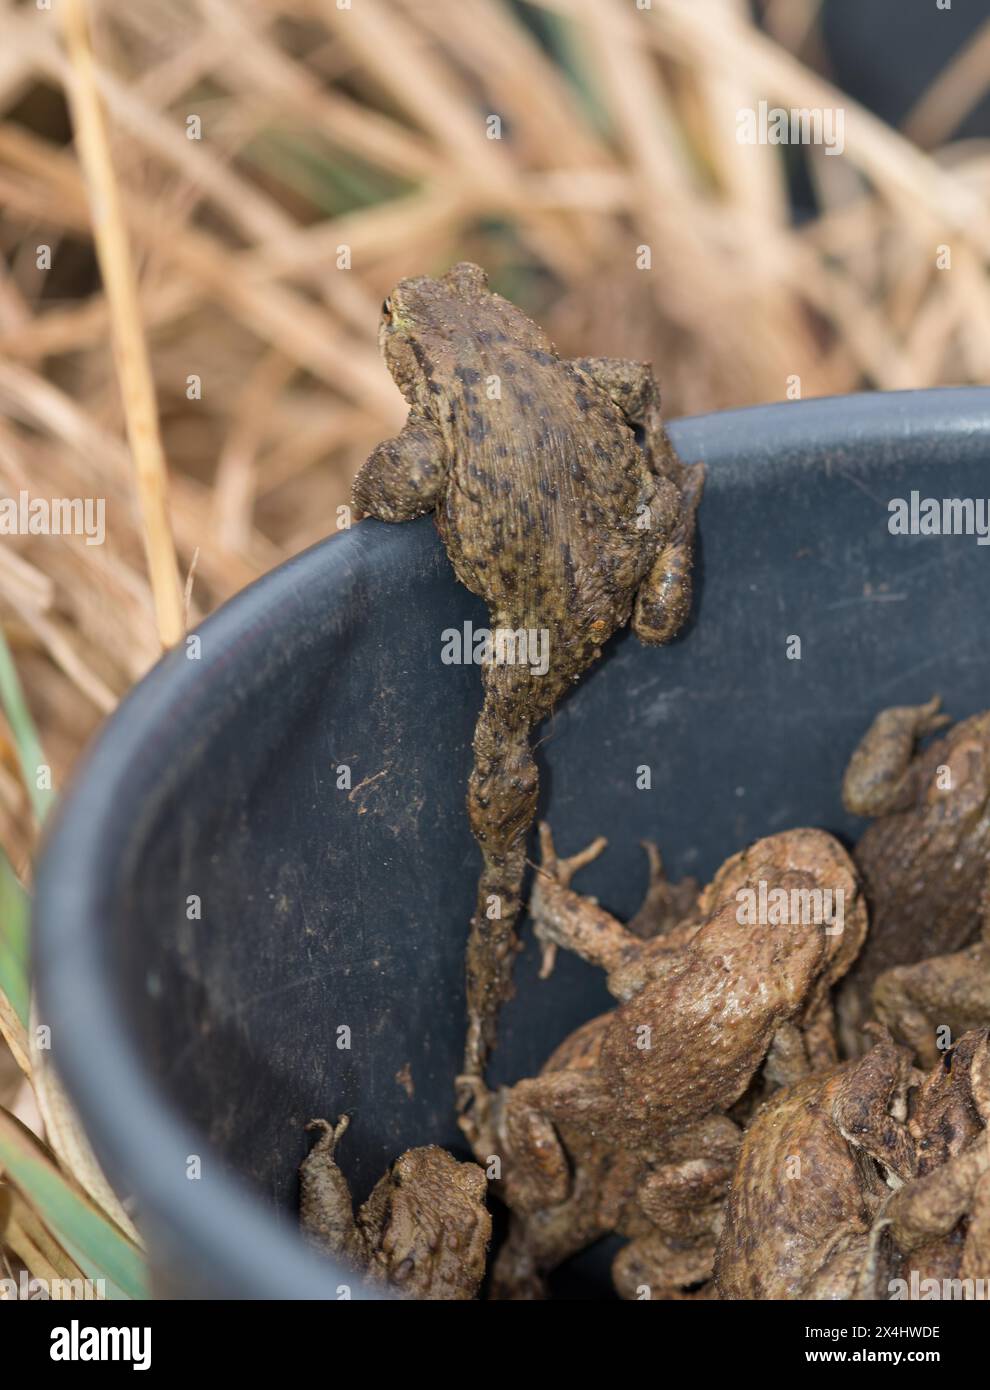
616,1118,739,1300
637,1155,735,1241
531,823,693,1000
831,1035,916,1186
352,414,450,521
885,1139,990,1255
842,695,950,817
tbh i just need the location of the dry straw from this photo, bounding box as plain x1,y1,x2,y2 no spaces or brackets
59,0,184,649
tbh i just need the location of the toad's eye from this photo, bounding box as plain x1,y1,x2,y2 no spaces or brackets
382,297,392,317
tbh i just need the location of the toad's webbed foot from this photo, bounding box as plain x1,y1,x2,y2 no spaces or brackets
628,839,700,940
530,822,641,988
535,818,609,889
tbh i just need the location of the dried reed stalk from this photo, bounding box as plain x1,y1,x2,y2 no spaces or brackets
60,0,184,648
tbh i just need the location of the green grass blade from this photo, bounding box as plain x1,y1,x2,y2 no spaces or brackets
0,1109,149,1300
0,847,29,1030
0,847,30,1072
0,629,54,824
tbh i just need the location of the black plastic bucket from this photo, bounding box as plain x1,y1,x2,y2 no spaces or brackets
33,389,990,1298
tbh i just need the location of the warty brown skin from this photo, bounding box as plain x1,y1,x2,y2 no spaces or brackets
299,1116,490,1300
351,262,703,1099
714,1031,990,1301
838,699,990,1053
468,825,866,1298
714,1035,917,1301
884,1029,990,1295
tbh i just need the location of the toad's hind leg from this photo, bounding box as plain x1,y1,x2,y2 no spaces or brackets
460,657,552,1091
299,1117,368,1269
612,1231,719,1301
489,1194,613,1300
569,358,705,645
460,635,593,1108
495,1070,614,1212
352,414,449,521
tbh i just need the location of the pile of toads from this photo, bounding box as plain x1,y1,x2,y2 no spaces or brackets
300,697,990,1300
